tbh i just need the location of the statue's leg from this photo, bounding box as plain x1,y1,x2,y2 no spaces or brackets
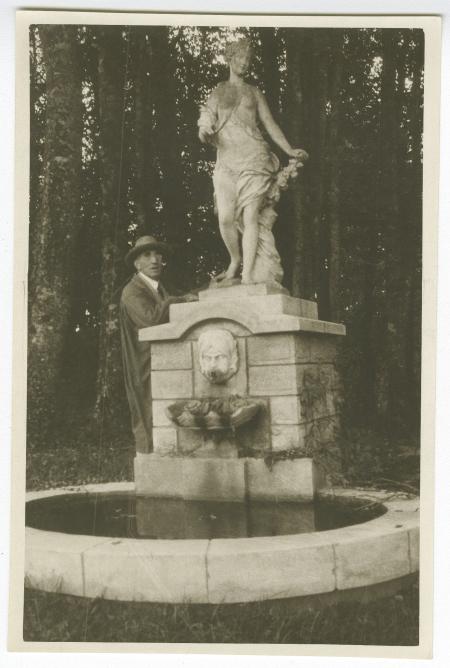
213,169,241,279
241,196,263,284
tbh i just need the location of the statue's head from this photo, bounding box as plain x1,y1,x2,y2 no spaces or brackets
224,37,253,65
198,329,239,384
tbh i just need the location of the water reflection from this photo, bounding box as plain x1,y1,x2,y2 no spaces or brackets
26,493,385,540
135,497,315,539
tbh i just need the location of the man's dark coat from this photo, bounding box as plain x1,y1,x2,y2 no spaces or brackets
120,274,172,452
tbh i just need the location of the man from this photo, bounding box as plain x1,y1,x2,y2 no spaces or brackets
120,235,197,452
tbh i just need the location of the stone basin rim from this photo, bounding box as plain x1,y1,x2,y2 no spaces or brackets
25,482,419,604
25,482,417,545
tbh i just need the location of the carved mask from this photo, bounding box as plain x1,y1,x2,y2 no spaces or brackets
198,329,239,384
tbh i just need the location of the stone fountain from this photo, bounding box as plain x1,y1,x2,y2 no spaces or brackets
135,282,345,503
24,44,419,604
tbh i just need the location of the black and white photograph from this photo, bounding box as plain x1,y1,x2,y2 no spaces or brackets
7,9,442,658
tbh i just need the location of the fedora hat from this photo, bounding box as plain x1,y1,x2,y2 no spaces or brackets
125,235,169,267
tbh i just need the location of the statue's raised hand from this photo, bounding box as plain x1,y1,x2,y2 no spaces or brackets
289,148,309,163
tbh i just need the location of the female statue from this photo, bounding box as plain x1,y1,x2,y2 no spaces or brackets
198,37,308,284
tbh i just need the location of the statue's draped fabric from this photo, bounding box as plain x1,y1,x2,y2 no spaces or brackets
198,82,284,283
120,275,171,452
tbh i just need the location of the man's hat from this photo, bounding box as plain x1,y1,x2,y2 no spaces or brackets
125,235,169,267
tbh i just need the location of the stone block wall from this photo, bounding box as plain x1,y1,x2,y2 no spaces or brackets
149,324,341,460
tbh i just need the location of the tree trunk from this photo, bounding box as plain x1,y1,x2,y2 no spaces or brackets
150,27,189,288
94,27,131,430
379,30,403,440
132,27,157,234
285,28,316,300
27,26,83,447
327,30,344,322
259,28,281,119
314,31,331,319
403,34,424,438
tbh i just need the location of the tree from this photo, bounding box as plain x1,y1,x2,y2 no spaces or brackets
27,25,83,446
94,26,131,430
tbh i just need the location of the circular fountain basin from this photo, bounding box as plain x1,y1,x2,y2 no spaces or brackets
25,482,419,604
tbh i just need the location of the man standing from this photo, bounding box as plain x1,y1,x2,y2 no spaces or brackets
120,235,197,452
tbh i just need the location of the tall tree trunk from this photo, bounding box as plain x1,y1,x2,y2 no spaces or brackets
259,28,281,119
403,34,424,438
27,26,83,447
314,31,331,319
150,27,189,288
285,28,316,300
29,26,46,304
358,30,382,425
94,27,131,430
379,30,403,440
132,27,157,234
327,30,344,322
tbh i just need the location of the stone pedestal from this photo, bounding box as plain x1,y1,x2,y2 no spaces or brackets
136,283,345,501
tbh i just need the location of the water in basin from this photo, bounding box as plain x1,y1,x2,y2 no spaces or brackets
26,493,385,540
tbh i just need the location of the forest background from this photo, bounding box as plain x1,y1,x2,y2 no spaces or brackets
26,24,424,485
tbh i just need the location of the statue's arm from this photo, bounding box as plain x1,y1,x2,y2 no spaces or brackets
255,87,308,161
198,88,218,144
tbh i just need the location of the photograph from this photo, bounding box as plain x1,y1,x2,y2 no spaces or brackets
9,10,441,658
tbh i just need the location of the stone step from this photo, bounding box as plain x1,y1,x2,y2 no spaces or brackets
170,294,318,323
199,281,289,301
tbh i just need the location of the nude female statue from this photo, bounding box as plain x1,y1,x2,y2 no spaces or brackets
198,37,308,284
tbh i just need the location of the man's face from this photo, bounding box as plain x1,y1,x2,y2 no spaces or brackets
134,249,164,280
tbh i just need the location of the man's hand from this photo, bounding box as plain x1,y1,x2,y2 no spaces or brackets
183,292,199,303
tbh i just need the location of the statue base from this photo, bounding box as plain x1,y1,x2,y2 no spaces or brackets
134,453,326,502
136,282,346,499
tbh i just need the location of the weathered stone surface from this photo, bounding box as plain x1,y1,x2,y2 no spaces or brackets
194,338,247,398
199,282,288,300
134,453,183,497
271,424,306,452
152,400,174,427
182,458,246,501
247,333,310,366
335,530,410,590
152,427,177,455
247,458,316,501
249,364,299,396
270,396,303,424
151,341,192,370
303,417,339,448
409,527,420,572
206,537,336,603
236,399,270,455
25,529,93,596
186,321,250,340
308,335,339,363
151,369,193,399
83,538,209,603
177,428,239,458
140,303,346,341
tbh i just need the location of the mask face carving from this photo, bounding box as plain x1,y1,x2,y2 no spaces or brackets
198,329,239,384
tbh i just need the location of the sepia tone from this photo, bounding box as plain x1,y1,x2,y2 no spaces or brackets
14,16,437,656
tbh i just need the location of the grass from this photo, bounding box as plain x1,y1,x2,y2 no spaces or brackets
24,437,420,645
23,582,419,645
26,434,134,491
